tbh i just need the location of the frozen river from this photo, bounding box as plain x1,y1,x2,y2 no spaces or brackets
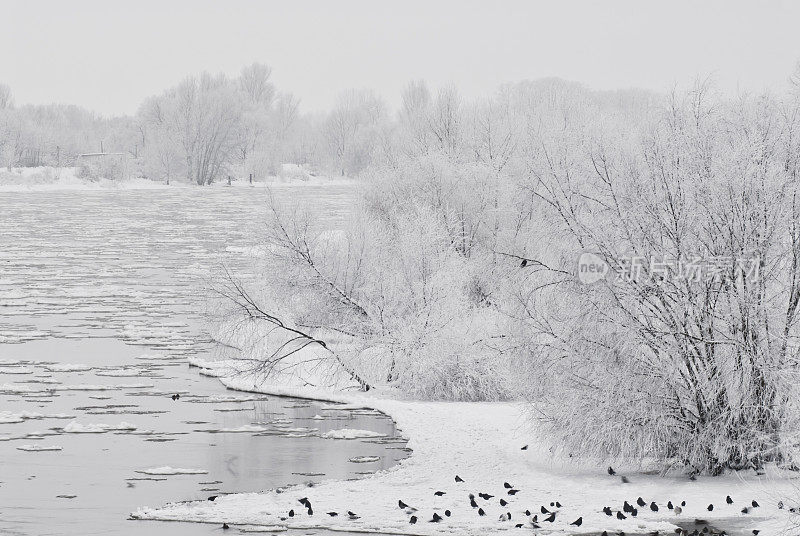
0,185,409,535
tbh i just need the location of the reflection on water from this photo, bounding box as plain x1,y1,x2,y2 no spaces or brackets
0,186,408,536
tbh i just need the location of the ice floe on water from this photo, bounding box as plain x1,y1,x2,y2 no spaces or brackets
213,406,255,412
43,363,93,372
16,444,63,451
0,366,34,374
55,384,116,391
0,411,75,423
348,455,380,463
136,466,208,475
321,429,387,439
205,424,270,433
62,421,137,433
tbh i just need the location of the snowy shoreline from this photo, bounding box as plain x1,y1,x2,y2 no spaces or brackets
131,367,800,535
0,166,357,192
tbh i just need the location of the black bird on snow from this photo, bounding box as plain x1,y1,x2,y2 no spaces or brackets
430,513,443,523
608,466,616,476
667,501,674,510
307,507,313,515
326,512,338,516
521,444,528,450
469,494,479,508
541,506,550,514
520,259,528,268
171,394,179,401
681,501,686,506
434,491,446,496
409,515,417,524
348,511,360,520
637,497,646,507
726,495,733,504
753,531,760,535
630,508,638,517
524,509,531,516
455,475,464,482
504,482,513,488
531,522,541,529
571,517,583,526
515,523,524,528
445,510,451,517
398,500,409,509
617,511,627,520
752,500,760,508
500,498,508,506
550,502,555,507
544,512,556,522
507,489,519,495
479,493,494,500
288,509,294,517
603,506,613,516
478,508,486,516
207,495,217,501
298,497,310,507
555,501,562,508
741,507,750,514
650,502,659,512
623,501,634,513
707,504,714,511
222,524,229,530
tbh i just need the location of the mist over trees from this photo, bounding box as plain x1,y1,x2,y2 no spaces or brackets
0,63,378,181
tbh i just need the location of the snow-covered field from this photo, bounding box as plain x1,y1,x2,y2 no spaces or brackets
133,366,800,535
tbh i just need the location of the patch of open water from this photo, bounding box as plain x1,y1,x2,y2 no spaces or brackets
0,186,408,535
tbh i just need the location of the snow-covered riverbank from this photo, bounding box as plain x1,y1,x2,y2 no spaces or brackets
0,167,356,191
132,362,800,535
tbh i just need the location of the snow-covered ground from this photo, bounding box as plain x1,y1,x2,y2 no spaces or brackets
132,362,800,535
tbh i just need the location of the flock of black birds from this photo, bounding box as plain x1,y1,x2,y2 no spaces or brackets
210,465,777,534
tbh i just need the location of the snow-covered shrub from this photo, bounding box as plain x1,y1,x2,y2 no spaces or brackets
213,152,518,401
277,163,311,181
515,85,800,473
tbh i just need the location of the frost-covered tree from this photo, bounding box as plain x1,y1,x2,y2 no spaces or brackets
139,73,242,185
323,89,387,176
513,83,800,473
0,83,12,110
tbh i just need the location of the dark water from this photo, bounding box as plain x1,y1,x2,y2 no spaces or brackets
0,185,408,536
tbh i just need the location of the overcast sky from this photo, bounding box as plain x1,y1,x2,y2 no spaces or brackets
2,0,800,117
